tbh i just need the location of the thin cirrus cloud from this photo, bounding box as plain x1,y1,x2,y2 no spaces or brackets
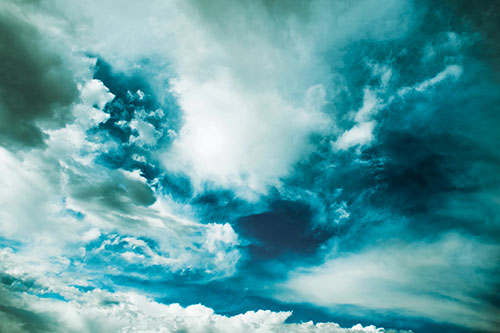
278,234,500,331
1,0,500,332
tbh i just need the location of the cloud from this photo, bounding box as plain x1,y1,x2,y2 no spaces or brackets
0,7,78,150
1,0,499,332
333,121,376,151
0,251,409,333
76,220,241,279
0,72,242,281
279,234,500,332
333,60,465,153
398,64,463,96
0,147,84,250
160,0,415,197
332,65,389,152
130,118,161,147
236,199,331,258
165,78,330,198
80,79,115,110
45,0,414,198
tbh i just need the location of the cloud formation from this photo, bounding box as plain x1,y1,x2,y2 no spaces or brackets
0,0,499,332
0,248,407,333
0,7,78,149
280,234,500,331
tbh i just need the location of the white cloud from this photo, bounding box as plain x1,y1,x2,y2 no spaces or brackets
42,0,413,198
204,223,239,253
398,65,463,96
333,121,376,151
165,76,330,198
1,0,417,197
333,88,383,151
80,79,115,110
81,228,101,242
334,63,463,152
158,0,411,197
0,147,83,251
82,221,241,278
415,64,462,91
0,76,242,280
0,256,409,333
278,233,500,332
130,118,161,147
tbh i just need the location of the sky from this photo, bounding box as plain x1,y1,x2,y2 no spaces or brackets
0,0,499,332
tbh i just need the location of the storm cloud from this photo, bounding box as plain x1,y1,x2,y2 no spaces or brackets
0,9,77,149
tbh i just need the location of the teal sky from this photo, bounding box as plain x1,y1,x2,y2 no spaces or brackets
0,1,499,332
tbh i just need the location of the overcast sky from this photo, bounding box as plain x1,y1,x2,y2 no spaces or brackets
0,0,499,332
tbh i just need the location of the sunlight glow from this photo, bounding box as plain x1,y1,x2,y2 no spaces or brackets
194,125,224,156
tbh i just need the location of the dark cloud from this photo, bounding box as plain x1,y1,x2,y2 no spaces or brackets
0,305,58,333
158,173,193,201
0,273,41,294
0,274,59,333
190,189,256,224
0,12,77,150
244,3,500,329
433,0,500,78
68,170,156,212
282,0,500,243
188,0,312,29
237,200,331,258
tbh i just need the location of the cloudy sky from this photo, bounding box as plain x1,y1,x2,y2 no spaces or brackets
1,0,499,332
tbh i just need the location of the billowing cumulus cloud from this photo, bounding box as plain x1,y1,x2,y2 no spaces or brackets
0,0,499,332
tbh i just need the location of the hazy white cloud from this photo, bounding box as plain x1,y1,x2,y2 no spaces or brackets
278,233,500,332
398,65,463,96
165,77,330,198
333,121,376,151
333,85,385,151
0,147,83,252
81,218,241,278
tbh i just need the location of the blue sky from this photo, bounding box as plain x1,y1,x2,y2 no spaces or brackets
0,0,499,332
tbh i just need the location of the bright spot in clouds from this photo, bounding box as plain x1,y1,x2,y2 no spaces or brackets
194,125,224,156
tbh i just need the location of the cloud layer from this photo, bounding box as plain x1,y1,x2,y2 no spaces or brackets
0,0,499,332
